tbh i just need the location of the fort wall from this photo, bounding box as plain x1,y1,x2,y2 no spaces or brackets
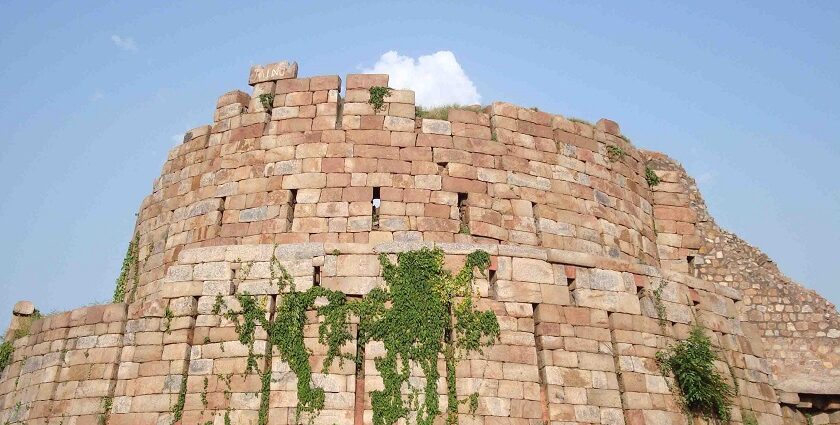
0,60,837,425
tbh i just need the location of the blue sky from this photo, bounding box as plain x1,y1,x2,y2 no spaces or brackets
0,1,838,330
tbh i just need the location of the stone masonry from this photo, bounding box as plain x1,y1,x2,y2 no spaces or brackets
1,60,837,425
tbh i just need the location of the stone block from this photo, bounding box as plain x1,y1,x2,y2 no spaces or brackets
249,61,298,84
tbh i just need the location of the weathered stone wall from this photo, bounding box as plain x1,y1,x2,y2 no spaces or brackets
130,61,659,319
0,60,837,424
2,242,787,425
645,152,840,422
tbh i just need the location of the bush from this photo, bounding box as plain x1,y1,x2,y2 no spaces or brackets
656,325,733,422
0,340,13,371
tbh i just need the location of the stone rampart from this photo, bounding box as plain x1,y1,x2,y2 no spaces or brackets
1,60,837,425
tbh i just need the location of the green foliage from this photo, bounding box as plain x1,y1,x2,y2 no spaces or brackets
459,222,470,235
806,413,814,425
742,411,758,425
370,248,498,425
258,93,275,111
214,246,498,425
650,281,668,329
645,166,661,187
656,325,733,422
113,233,139,303
163,307,174,334
415,104,481,120
170,373,188,424
97,396,113,425
368,86,392,112
606,145,626,162
0,340,13,372
201,377,209,409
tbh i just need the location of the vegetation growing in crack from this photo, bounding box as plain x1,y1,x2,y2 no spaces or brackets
606,145,626,162
645,166,661,187
113,233,139,303
656,324,734,423
258,93,275,111
97,396,113,425
649,281,668,330
368,86,392,112
170,373,188,424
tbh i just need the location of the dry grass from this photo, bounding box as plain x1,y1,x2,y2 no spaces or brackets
416,104,482,120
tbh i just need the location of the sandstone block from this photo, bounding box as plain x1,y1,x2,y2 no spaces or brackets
249,61,298,84
422,119,452,135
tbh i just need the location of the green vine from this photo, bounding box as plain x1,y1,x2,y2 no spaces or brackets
650,281,668,330
214,246,498,425
97,396,113,425
645,166,661,187
258,93,275,111
163,307,174,334
170,372,187,424
368,86,392,112
200,376,209,410
113,232,139,303
656,324,733,422
742,411,758,425
606,145,626,162
370,248,498,425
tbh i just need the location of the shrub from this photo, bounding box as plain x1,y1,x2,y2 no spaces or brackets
368,86,392,112
656,325,733,422
0,340,12,371
645,166,661,187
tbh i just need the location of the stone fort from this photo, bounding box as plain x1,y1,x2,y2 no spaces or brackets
1,60,837,425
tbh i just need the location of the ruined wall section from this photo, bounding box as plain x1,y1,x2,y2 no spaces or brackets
0,304,126,424
118,242,783,424
643,152,840,400
130,61,660,320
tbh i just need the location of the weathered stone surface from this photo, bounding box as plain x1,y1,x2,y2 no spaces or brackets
249,61,298,84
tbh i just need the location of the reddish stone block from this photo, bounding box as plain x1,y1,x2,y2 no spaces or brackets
346,74,388,89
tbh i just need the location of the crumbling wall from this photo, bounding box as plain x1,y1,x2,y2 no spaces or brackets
645,152,840,423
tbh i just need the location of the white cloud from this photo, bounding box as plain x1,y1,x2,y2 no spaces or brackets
362,51,481,107
90,91,104,102
111,35,137,51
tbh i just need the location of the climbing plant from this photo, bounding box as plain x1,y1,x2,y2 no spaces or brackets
112,233,139,303
213,246,498,425
368,86,392,112
368,248,498,425
656,324,734,422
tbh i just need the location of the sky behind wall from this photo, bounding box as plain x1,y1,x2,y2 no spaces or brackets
0,1,838,331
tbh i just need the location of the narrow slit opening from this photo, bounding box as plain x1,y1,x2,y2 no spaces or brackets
288,189,298,223
458,193,468,234
313,265,321,287
488,269,498,298
372,187,381,230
